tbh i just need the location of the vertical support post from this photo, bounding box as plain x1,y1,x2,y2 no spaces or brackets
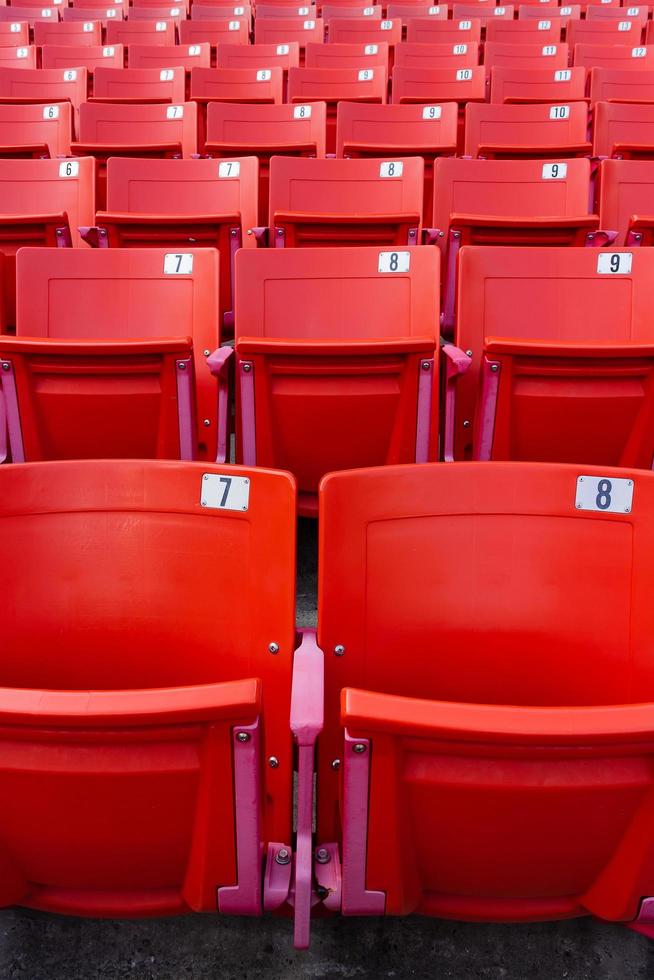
415,357,434,464
0,360,24,463
472,357,500,462
341,732,385,916
175,357,195,461
239,361,256,466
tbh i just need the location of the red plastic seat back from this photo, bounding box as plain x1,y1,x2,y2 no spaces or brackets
0,45,37,69
288,64,386,150
490,65,587,104
63,6,126,22
392,65,486,106
589,66,654,105
483,41,569,70
589,3,648,23
34,20,103,45
453,3,515,18
318,460,654,922
594,100,654,158
190,66,285,103
406,17,482,44
179,19,250,44
574,43,654,71
568,18,643,47
0,100,72,156
234,245,439,515
599,158,654,244
464,101,590,158
0,458,295,916
128,42,212,70
394,41,480,69
77,99,197,155
91,65,185,103
0,23,30,47
4,247,219,460
305,40,389,69
268,155,423,246
107,18,177,45
455,245,654,464
253,16,324,55
519,3,581,19
326,16,402,45
215,40,300,69
485,18,562,43
0,65,88,116
41,43,124,70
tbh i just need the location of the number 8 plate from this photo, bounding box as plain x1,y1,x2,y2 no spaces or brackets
575,475,633,514
378,251,410,273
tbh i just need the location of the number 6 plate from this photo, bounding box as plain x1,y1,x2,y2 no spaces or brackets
201,473,250,512
575,475,633,514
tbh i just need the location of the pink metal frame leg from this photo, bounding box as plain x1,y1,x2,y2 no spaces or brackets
341,732,385,917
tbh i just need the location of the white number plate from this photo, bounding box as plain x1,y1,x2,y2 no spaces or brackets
379,161,402,177
164,253,193,274
575,475,633,514
256,69,272,80
59,160,79,177
554,69,571,81
379,250,410,273
422,105,441,119
43,105,59,119
358,68,374,80
549,104,569,119
597,252,632,274
218,160,240,178
542,162,567,179
166,104,183,118
201,474,250,512
293,104,311,118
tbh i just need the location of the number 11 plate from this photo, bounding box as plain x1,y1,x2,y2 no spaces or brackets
201,474,250,512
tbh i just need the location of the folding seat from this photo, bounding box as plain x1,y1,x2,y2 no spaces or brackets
234,245,440,516
568,19,643,47
519,3,581,21
1,248,223,460
589,3,649,24
336,101,458,222
0,156,93,329
34,19,103,44
256,2,326,15
64,5,125,21
485,19,562,44
450,246,654,465
265,155,423,249
405,18,482,45
317,460,654,937
215,41,301,71
0,7,59,26
190,66,285,105
0,22,30,45
589,67,654,105
325,17,402,48
179,19,250,50
452,3,515,19
0,66,87,130
91,65,185,103
106,19,177,46
0,453,317,946
598,158,654,246
322,4,383,19
394,41,480,70
253,17,324,60
387,3,449,22
305,40,389,70
71,0,127,10
391,65,486,112
41,43,124,72
0,45,36,68
490,66,587,104
464,102,591,159
594,101,654,158
133,0,190,10
287,65,386,152
128,43,213,74
191,4,249,19
484,41,570,71
432,157,602,331
204,101,326,221
127,5,185,24
72,101,197,207
11,0,66,7
0,101,72,157
574,43,654,72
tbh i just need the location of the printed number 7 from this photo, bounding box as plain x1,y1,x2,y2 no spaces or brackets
219,476,232,507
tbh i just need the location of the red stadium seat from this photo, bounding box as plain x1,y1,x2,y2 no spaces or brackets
464,102,591,159
72,101,197,207
394,41,480,70
392,66,485,150
63,6,126,22
519,3,581,20
287,65,386,151
0,66,87,137
234,245,439,516
204,101,326,221
40,43,124,73
0,7,59,26
215,40,301,71
257,2,324,16
589,66,654,104
71,0,127,8
90,65,185,103
190,66,284,103
483,42,570,71
85,156,258,331
253,17,324,60
318,460,654,931
1,248,221,461
34,19,103,44
0,458,300,932
0,100,72,157
485,18,562,44
594,101,654,159
133,0,189,10
589,3,648,23
452,3,515,19
387,3,448,26
432,157,602,332
0,45,36,69
599,158,654,245
266,155,423,247
568,18,643,47
305,40,389,70
128,5,185,25
179,18,250,47
0,156,94,328
490,66,587,104
127,42,212,76
106,18,176,45
336,101,457,222
322,5,383,21
451,246,654,465
574,43,654,72
406,17,482,45
0,23,30,46
326,16,402,48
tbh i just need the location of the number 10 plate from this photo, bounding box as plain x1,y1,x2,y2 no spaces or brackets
575,475,633,514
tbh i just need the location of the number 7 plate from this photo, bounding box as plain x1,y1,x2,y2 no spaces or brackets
201,474,250,512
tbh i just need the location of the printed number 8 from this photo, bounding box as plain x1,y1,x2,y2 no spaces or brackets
389,252,399,271
596,479,612,510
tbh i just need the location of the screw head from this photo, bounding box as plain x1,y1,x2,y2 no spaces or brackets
438,230,444,237
334,644,345,657
269,642,279,654
315,848,330,865
203,474,209,480
1,362,9,372
625,507,630,513
353,743,366,754
275,848,291,865
452,231,461,240
628,480,633,487
231,229,238,237
203,349,211,356
178,362,186,370
203,419,211,426
243,363,252,373
465,349,472,357
268,756,279,768
277,229,283,237
331,759,341,770
463,420,470,428
576,503,582,509
236,731,250,743
490,364,499,373
421,360,431,371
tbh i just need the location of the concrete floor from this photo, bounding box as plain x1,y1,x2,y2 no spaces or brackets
1,519,651,979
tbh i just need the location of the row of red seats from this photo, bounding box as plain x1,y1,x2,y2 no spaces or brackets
3,243,654,516
2,455,654,949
